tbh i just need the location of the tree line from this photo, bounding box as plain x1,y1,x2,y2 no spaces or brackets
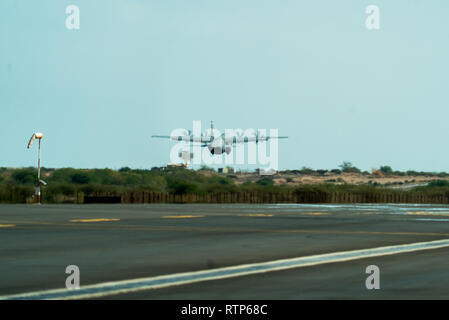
1,165,449,203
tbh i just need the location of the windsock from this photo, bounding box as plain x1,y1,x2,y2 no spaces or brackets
27,133,36,149
27,132,43,149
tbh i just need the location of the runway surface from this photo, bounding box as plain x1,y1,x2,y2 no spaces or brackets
1,203,449,299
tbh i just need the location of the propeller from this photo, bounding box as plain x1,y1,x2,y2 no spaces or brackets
231,129,245,144
255,129,267,143
176,129,193,142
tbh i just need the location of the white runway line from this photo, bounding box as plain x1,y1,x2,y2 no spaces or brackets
2,238,449,300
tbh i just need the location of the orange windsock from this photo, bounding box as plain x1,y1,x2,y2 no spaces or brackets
27,133,36,149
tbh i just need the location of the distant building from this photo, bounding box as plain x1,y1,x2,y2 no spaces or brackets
218,167,235,174
224,167,234,174
259,168,277,175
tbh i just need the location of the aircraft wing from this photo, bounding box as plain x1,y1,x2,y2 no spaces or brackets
225,136,288,143
152,133,288,143
262,135,288,140
152,135,213,143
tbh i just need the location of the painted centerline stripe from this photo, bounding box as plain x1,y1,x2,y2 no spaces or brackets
2,238,449,300
408,211,449,216
70,219,120,223
162,215,204,219
297,212,329,216
0,224,15,228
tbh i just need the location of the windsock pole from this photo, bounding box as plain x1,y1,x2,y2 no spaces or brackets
28,132,43,204
37,138,41,204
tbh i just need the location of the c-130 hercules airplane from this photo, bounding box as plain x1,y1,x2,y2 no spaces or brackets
152,121,288,155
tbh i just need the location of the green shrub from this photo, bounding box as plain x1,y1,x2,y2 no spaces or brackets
256,177,274,186
427,180,449,188
380,166,393,175
339,162,361,174
168,181,197,195
71,173,90,184
12,168,36,185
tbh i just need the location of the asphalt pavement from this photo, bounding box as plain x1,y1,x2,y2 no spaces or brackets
0,203,448,299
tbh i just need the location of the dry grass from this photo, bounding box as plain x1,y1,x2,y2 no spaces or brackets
231,172,449,188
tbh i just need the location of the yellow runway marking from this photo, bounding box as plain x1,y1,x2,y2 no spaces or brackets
237,214,274,217
360,212,375,215
296,212,329,216
0,224,15,228
69,218,120,223
162,215,204,219
408,212,449,217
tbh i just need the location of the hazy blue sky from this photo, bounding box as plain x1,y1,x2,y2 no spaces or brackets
1,1,449,171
